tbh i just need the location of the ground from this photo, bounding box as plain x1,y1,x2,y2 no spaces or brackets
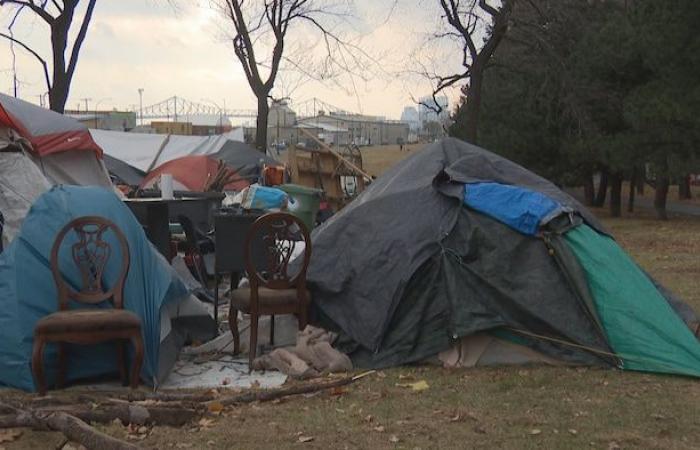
4,146,700,450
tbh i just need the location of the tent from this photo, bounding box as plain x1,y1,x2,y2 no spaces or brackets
103,154,146,186
90,128,249,173
0,186,213,391
307,138,700,377
214,140,280,181
0,93,112,187
0,128,50,247
140,155,250,192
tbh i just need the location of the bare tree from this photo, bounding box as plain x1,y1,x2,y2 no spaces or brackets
217,0,369,152
0,0,98,113
419,0,515,143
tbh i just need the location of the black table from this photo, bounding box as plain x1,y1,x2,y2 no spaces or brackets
124,197,218,260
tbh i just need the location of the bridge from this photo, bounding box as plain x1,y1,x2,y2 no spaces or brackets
134,96,366,121
135,96,257,120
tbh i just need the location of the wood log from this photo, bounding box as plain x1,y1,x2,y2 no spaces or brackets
33,404,199,427
0,405,137,450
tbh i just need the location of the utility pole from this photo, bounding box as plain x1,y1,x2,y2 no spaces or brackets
80,97,92,113
138,88,144,126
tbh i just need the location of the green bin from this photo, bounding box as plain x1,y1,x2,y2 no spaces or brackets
279,184,322,230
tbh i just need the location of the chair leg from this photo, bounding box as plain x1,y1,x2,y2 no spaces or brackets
56,343,67,389
129,332,144,389
229,308,240,355
31,337,47,396
298,304,308,331
248,314,259,372
269,315,275,347
117,341,128,386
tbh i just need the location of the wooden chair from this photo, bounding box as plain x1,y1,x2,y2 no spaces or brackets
32,216,144,395
228,212,312,369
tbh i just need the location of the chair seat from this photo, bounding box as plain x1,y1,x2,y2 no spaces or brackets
35,309,141,335
230,287,309,311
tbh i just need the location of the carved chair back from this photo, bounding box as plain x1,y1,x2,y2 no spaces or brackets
244,212,311,290
50,216,130,310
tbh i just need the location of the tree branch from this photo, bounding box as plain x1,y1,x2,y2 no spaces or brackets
0,32,51,90
0,0,55,24
65,0,97,80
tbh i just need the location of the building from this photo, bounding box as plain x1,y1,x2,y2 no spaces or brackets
184,114,233,136
267,100,298,145
66,110,137,131
150,121,193,135
298,112,409,146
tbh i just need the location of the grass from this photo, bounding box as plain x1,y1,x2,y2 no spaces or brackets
4,148,700,450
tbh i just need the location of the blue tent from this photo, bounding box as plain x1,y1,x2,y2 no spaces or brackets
0,186,189,391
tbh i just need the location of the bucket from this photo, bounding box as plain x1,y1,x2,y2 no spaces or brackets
278,184,323,230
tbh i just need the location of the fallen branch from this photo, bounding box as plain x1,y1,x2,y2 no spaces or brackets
211,370,375,407
0,406,137,450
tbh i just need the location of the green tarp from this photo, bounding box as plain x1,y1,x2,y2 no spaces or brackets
565,224,700,377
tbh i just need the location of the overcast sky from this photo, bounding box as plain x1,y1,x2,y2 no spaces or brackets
0,1,463,120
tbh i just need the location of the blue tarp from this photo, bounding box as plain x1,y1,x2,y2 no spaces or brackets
463,182,560,235
0,186,188,392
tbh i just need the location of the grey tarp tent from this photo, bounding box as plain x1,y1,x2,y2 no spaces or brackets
306,138,699,371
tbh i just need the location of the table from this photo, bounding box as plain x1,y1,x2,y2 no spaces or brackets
124,197,219,260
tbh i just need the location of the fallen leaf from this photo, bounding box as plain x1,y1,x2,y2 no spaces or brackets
206,441,215,447
389,435,400,443
376,371,387,379
373,426,385,432
396,380,429,392
175,444,193,449
330,387,347,396
0,430,22,443
398,374,414,380
207,401,225,414
650,413,667,420
568,429,578,435
529,429,542,435
364,415,374,423
198,418,216,429
474,426,487,435
298,436,314,443
608,442,621,450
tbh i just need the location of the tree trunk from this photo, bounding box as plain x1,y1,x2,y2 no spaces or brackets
628,167,636,213
594,169,609,207
679,175,692,200
636,169,645,194
583,173,595,206
461,65,484,144
609,172,622,217
255,95,269,152
654,176,670,220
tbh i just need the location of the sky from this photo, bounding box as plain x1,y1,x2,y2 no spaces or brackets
0,1,465,120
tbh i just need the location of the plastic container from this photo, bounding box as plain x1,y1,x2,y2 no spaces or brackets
278,184,323,230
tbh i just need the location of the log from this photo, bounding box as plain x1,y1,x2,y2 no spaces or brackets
0,407,137,450
32,403,199,427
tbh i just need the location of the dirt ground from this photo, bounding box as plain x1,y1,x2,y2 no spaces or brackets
3,147,700,450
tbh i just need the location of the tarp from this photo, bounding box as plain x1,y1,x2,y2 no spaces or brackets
91,128,248,173
0,129,51,247
0,186,190,391
565,224,700,377
463,182,561,235
214,140,280,180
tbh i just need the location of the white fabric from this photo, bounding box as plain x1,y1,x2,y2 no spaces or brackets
90,128,246,172
0,151,50,247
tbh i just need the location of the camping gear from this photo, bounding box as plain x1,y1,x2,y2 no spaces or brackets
263,165,285,186
32,216,144,395
0,93,112,187
0,186,200,392
240,184,289,210
279,184,322,230
306,138,700,377
229,213,312,369
141,155,249,193
214,140,280,181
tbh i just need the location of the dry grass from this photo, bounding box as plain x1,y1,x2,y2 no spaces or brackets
5,149,700,450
